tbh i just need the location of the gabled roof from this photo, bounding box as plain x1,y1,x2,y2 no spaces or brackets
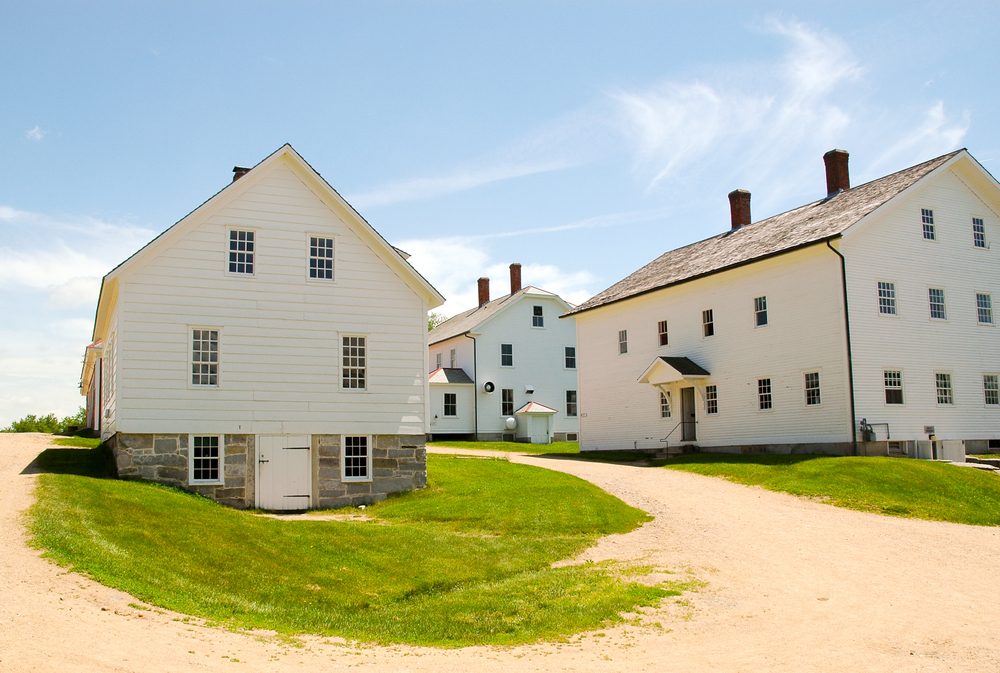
514,401,559,414
89,144,444,343
638,356,711,385
429,286,574,345
566,149,968,316
428,367,474,384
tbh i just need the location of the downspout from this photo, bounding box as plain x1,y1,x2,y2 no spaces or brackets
826,239,858,456
463,333,478,439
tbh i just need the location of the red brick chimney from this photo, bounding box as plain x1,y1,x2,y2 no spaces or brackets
728,189,751,230
509,262,522,294
823,149,850,196
232,166,251,182
477,277,490,306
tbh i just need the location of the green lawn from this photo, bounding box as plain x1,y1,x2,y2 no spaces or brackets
661,453,1000,526
29,450,672,646
52,436,102,449
427,440,579,455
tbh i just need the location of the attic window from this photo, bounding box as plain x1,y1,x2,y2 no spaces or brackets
921,209,935,241
228,229,255,274
532,305,544,328
973,217,986,248
309,236,334,280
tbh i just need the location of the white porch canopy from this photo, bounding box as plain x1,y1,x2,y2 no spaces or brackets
637,356,711,386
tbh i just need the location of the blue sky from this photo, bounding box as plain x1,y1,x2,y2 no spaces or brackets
2,1,998,426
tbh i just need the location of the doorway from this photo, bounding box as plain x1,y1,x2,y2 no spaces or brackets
681,387,697,441
256,434,311,510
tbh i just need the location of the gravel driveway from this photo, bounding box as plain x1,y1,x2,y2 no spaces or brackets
2,434,999,672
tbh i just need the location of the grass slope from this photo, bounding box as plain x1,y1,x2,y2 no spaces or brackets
29,451,669,646
663,454,1000,526
427,440,579,455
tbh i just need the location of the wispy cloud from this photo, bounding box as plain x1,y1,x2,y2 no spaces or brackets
25,125,46,141
866,101,969,175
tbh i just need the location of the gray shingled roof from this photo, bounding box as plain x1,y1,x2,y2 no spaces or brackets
429,286,562,345
428,367,474,384
659,356,710,377
566,150,964,316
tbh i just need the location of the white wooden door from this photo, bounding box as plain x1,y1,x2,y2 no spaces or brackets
256,435,311,510
528,416,550,444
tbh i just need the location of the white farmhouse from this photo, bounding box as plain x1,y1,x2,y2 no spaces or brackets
566,149,1000,458
80,144,445,509
427,264,579,443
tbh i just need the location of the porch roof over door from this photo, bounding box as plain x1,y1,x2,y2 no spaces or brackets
637,356,710,385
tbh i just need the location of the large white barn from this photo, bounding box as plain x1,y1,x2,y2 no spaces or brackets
566,149,1000,458
80,145,445,509
427,264,579,443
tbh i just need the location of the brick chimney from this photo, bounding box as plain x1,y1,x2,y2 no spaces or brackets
509,262,522,294
728,189,751,230
232,166,251,182
823,149,850,196
477,277,490,306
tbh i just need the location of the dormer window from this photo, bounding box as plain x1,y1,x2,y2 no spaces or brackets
532,305,544,327
228,229,255,274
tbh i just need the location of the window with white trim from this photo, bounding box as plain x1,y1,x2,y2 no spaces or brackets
935,372,953,405
191,328,219,386
878,282,897,315
190,435,222,483
501,388,514,416
228,229,255,274
342,335,366,390
804,372,821,406
984,375,999,406
705,385,718,415
308,236,334,280
564,346,576,369
659,391,671,418
501,343,513,367
443,393,457,417
449,348,457,368
566,390,578,417
973,217,986,248
435,352,442,369
754,296,768,327
758,378,773,410
657,320,669,346
928,288,946,320
921,208,935,240
702,309,715,337
618,329,628,354
342,435,371,481
884,370,903,405
977,293,993,324
532,305,544,328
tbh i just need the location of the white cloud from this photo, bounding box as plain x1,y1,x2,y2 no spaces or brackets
866,101,969,175
25,125,46,141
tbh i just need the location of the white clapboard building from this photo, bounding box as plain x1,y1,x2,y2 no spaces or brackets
566,149,1000,458
80,144,444,509
427,264,579,443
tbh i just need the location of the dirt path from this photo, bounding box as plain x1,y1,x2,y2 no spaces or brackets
3,434,999,672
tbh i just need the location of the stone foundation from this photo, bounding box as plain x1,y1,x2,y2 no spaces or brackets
313,434,426,508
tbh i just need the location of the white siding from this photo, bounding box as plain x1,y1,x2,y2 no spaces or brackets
428,384,475,434
114,158,428,436
428,335,474,374
843,167,1000,441
577,245,851,450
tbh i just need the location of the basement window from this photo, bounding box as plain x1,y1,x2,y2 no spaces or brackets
342,435,372,482
190,435,223,484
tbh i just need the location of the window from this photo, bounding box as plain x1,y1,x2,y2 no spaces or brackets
449,348,457,369
191,435,221,483
501,343,513,367
754,296,768,327
935,373,953,405
228,229,255,274
984,375,999,406
928,288,946,320
191,328,219,386
977,293,993,324
758,378,773,410
878,282,897,315
705,385,718,414
659,391,671,418
342,436,371,481
501,388,514,416
564,346,576,369
435,352,442,369
342,335,366,389
308,236,334,280
566,390,578,417
884,370,903,405
804,372,821,406
532,305,544,328
921,208,935,240
657,320,669,346
443,393,457,417
973,217,986,248
618,330,628,354
702,309,715,337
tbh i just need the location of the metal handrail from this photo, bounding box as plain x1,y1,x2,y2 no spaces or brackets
660,420,697,443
